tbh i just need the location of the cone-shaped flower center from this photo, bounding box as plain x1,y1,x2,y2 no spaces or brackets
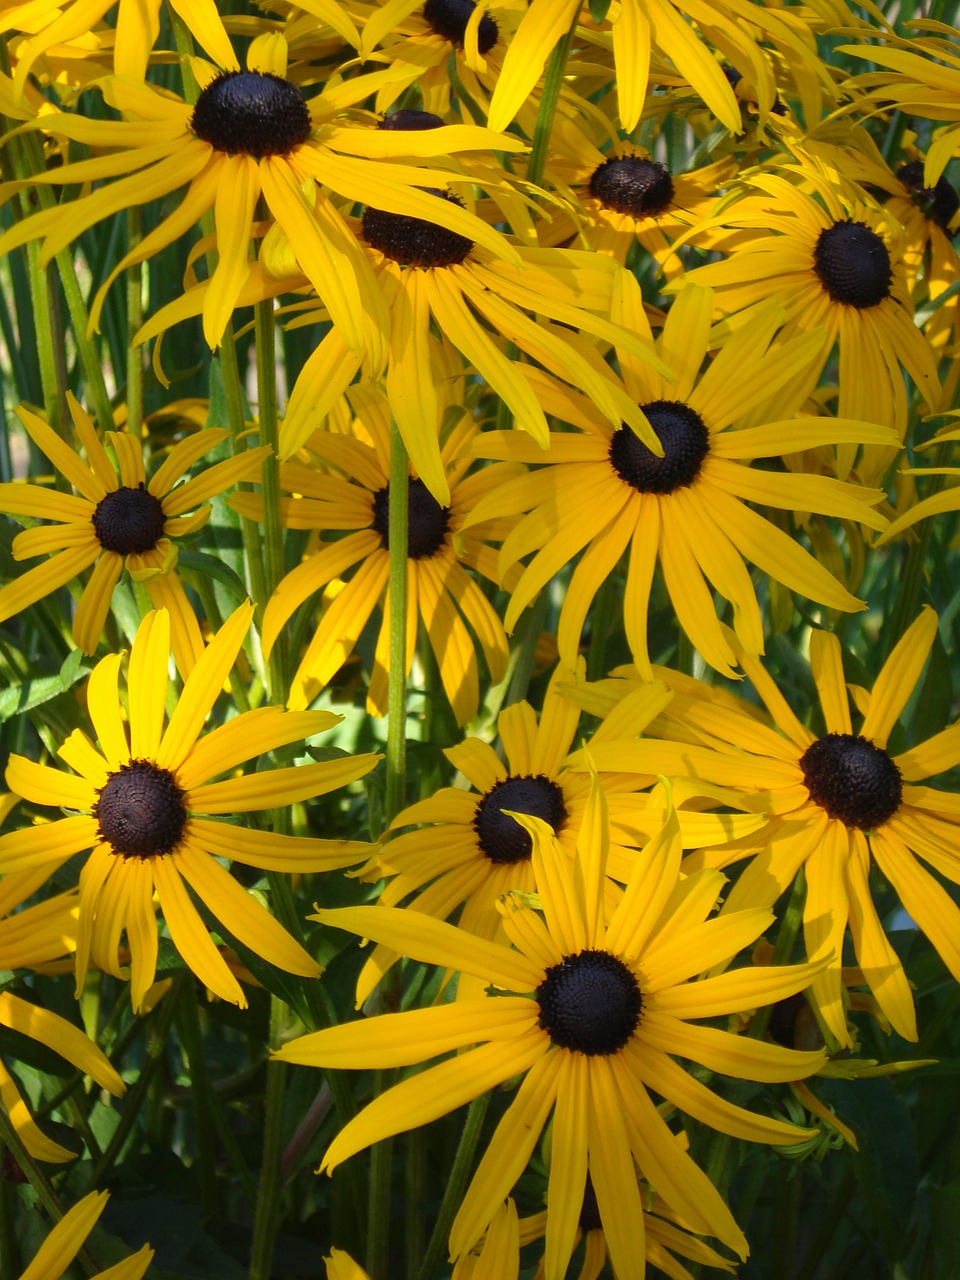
537,949,643,1054
95,759,187,858
473,773,568,864
896,160,960,231
92,484,166,555
422,0,499,53
588,155,675,217
191,71,311,158
609,401,709,494
799,732,903,829
372,478,451,558
362,190,473,267
812,220,892,308
379,108,445,131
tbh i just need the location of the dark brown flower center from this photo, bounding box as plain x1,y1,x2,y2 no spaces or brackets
422,0,499,53
379,109,445,131
588,155,675,217
94,759,187,858
799,732,902,829
473,773,567,865
896,160,960,231
537,949,643,1054
191,71,311,158
92,484,166,555
362,189,473,267
812,220,892,308
371,478,451,558
609,401,709,494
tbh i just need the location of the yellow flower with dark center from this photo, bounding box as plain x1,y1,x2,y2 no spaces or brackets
0,394,269,674
0,604,380,1010
519,1173,735,1280
840,28,960,185
537,128,737,280
682,159,941,453
357,669,766,1004
0,32,524,358
274,777,827,1279
15,1190,153,1280
238,393,522,724
576,608,960,1048
468,280,896,678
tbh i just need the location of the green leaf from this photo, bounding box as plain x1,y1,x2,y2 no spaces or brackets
0,650,89,722
588,0,612,21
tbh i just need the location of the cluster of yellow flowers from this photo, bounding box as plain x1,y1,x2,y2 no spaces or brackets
1,1,959,1277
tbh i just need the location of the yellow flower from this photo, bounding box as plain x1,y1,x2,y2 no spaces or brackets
275,778,826,1279
241,391,524,724
469,280,895,678
16,1190,152,1280
682,156,941,451
8,0,235,88
358,668,764,1003
0,393,270,674
0,33,523,357
578,608,960,1048
0,603,380,1009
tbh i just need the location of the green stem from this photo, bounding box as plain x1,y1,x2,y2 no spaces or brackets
385,420,409,824
405,1130,427,1280
527,8,581,187
83,982,180,1191
255,295,287,699
126,206,144,435
504,588,550,710
249,999,288,1280
882,475,944,658
176,979,220,1215
749,869,806,1043
418,1092,490,1280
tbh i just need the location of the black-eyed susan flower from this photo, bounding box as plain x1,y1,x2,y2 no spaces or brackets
357,667,766,1003
487,0,835,135
15,1190,153,1280
683,158,941,450
0,603,380,1010
538,129,736,281
271,202,665,502
519,1174,735,1280
579,608,960,1048
0,394,269,675
274,777,827,1278
241,389,522,725
0,31,524,356
7,0,235,88
840,26,960,185
469,280,896,678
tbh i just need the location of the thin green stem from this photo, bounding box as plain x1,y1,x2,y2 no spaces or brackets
385,419,409,824
126,206,144,435
254,295,287,700
418,1092,490,1280
249,998,288,1280
504,588,550,709
527,9,581,187
176,979,220,1215
405,1130,427,1280
750,869,806,1043
83,982,180,1191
